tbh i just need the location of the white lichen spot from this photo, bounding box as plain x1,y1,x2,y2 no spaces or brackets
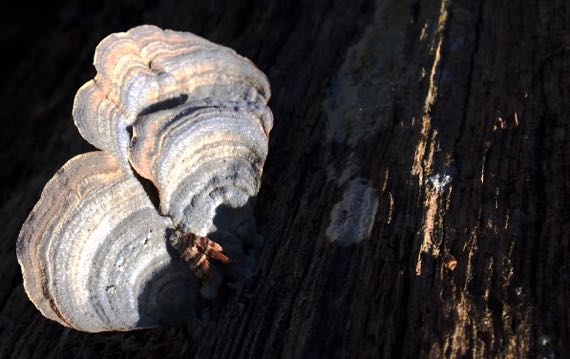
416,171,452,275
326,178,379,246
428,173,451,193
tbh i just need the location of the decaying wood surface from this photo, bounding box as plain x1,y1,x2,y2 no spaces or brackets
0,0,568,357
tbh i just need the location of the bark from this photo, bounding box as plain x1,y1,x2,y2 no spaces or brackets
0,0,568,357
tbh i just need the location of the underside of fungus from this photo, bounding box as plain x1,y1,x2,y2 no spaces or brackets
16,25,273,332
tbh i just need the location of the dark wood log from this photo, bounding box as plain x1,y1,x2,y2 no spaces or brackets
0,0,568,357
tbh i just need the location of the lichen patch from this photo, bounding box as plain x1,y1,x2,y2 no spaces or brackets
325,178,379,246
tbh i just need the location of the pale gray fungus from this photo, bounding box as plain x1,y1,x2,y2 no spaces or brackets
16,25,273,332
326,178,379,245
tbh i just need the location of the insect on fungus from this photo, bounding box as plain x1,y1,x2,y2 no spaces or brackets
170,230,232,281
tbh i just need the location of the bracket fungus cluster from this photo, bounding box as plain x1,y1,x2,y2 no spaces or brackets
16,25,273,332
